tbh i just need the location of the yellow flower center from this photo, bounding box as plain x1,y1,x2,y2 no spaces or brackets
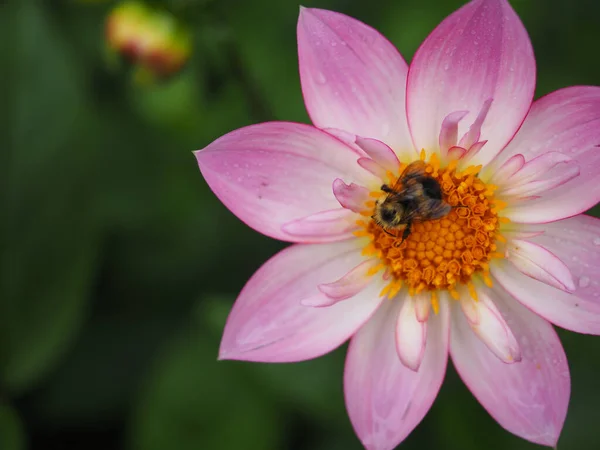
355,152,507,310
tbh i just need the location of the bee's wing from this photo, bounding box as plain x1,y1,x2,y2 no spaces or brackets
386,160,427,194
400,160,427,180
417,198,452,220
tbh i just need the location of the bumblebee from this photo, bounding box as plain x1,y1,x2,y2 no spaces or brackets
372,160,452,242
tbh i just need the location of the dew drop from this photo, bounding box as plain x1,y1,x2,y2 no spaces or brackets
579,276,590,288
593,237,600,246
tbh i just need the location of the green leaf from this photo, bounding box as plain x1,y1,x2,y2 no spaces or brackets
129,309,282,450
0,134,100,392
0,401,26,450
30,314,183,425
3,0,83,171
0,0,99,393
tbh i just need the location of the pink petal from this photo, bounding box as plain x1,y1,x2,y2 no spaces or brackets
506,239,576,292
462,291,521,363
322,127,364,154
457,98,493,150
450,288,570,447
500,152,580,198
358,157,388,180
503,163,580,198
492,261,600,335
281,208,357,241
332,178,371,213
196,122,371,243
439,110,469,155
344,297,449,450
414,294,431,323
395,297,428,371
447,145,467,160
219,240,385,362
489,153,525,183
314,258,380,305
355,137,400,172
407,0,535,167
460,295,480,325
495,215,600,334
494,86,600,222
297,8,414,157
462,139,488,162
503,152,574,185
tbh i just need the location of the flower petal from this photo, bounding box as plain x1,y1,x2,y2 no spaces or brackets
196,122,372,242
407,0,535,166
490,153,525,183
344,296,449,450
494,86,600,222
297,8,414,157
496,215,600,334
315,258,380,304
219,240,385,362
499,152,580,199
395,297,428,371
458,98,493,151
492,259,600,335
461,291,521,363
355,137,401,173
506,239,576,292
439,111,469,155
450,288,570,447
358,157,387,180
332,178,371,213
281,208,357,241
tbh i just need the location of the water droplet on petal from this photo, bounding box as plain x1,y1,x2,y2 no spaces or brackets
593,237,600,246
579,276,590,288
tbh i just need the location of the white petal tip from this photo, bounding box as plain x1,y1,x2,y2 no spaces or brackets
300,294,337,307
399,357,422,372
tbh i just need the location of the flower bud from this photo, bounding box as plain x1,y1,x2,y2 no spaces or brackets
105,1,192,79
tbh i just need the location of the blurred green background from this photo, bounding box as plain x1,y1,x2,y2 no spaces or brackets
1,0,599,449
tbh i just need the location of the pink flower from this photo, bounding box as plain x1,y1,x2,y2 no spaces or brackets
195,1,600,449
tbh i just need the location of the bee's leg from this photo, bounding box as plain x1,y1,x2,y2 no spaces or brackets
383,229,396,237
381,184,393,193
400,223,412,243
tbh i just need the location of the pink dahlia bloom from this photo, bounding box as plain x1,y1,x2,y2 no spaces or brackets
195,1,600,449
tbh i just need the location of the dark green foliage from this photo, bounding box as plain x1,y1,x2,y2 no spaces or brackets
0,0,598,449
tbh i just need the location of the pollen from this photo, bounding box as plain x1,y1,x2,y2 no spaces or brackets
358,154,505,303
